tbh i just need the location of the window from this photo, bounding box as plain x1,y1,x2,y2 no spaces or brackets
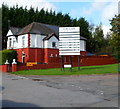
9,38,12,47
13,39,16,47
52,42,56,48
22,36,25,47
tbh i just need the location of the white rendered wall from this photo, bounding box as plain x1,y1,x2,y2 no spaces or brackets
30,34,46,48
44,36,59,49
7,30,13,36
7,33,86,51
17,34,28,48
44,40,48,48
7,34,28,49
80,40,86,51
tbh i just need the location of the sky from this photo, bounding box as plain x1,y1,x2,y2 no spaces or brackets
0,0,119,36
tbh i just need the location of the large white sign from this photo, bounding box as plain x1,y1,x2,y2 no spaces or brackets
59,27,80,55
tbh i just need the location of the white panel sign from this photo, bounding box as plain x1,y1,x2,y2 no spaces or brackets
59,27,80,55
64,64,72,68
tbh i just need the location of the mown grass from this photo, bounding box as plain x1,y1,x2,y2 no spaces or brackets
11,64,118,75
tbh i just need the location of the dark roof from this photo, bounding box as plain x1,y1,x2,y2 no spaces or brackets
42,23,59,36
43,33,59,41
8,22,87,41
18,22,56,36
86,52,95,56
9,27,22,36
80,36,87,40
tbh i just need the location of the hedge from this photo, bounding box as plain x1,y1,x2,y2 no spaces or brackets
0,49,17,65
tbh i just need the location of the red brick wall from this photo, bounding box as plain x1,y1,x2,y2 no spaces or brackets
44,48,49,63
15,48,44,63
72,55,118,67
15,48,86,64
17,63,61,71
80,51,86,56
14,55,118,72
0,64,12,72
44,48,59,63
0,65,6,72
0,55,118,72
43,49,86,64
15,48,29,63
28,48,44,63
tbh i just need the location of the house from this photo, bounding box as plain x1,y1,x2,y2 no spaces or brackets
6,22,87,64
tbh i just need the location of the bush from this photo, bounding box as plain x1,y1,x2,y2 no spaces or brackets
0,49,17,65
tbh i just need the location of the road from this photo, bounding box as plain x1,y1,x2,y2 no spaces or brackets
1,72,119,108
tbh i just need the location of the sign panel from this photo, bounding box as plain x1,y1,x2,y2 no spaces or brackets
59,27,80,55
64,64,72,68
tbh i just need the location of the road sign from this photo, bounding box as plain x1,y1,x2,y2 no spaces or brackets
59,27,80,55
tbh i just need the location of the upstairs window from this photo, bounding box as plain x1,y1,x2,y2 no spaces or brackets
13,38,17,47
52,42,56,48
22,36,25,47
9,38,12,47
13,40,16,47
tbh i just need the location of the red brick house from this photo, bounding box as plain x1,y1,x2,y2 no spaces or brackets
6,22,87,64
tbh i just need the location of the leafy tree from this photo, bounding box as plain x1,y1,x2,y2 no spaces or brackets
71,18,77,26
110,14,120,35
77,17,90,38
92,24,105,53
99,32,113,54
63,14,72,26
76,17,93,52
110,14,120,62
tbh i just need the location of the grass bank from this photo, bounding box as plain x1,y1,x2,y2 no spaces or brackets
11,64,118,75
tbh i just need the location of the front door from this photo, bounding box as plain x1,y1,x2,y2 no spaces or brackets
22,53,25,63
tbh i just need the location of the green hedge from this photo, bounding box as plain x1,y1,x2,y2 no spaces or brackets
0,49,17,65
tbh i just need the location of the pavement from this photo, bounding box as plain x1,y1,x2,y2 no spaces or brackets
1,72,119,108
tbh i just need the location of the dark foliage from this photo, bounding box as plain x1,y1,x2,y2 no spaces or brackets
0,49,17,65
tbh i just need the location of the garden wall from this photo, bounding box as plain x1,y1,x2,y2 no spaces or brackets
73,55,118,67
17,63,61,71
0,55,118,72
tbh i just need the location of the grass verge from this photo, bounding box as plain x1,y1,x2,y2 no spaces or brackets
11,64,118,75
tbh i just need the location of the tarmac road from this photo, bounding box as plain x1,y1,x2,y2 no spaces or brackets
1,72,119,108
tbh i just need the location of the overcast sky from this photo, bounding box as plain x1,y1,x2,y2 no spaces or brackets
0,0,119,36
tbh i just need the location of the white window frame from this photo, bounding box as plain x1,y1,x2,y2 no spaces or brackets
22,36,25,47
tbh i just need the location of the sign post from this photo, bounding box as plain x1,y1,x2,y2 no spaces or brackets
78,55,80,70
61,55,64,71
59,27,80,71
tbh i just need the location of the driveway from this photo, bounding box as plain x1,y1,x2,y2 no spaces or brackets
1,72,119,107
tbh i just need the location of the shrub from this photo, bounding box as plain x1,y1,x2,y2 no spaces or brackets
0,49,17,65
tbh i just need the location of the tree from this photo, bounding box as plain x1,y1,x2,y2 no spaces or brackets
110,14,120,35
76,17,93,52
99,32,113,54
110,14,120,62
77,17,90,38
92,24,105,53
